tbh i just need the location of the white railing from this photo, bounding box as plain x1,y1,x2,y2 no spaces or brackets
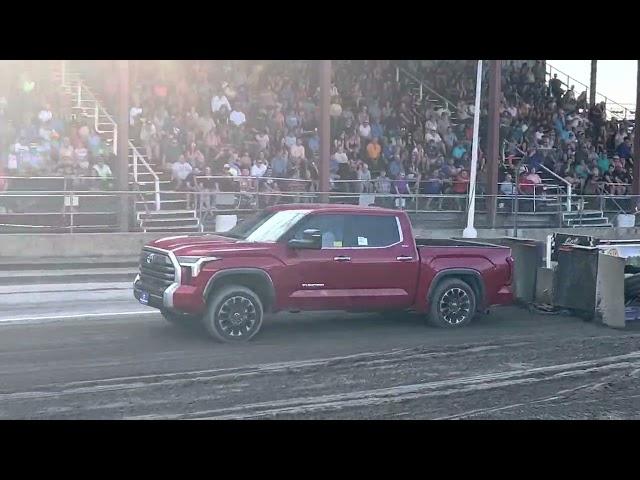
60,61,161,211
130,143,161,211
539,164,572,212
502,141,572,211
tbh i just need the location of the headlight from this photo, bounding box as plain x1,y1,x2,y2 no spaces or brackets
176,256,221,277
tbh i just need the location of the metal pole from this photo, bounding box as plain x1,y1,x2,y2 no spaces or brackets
589,60,597,107
117,60,130,232
463,60,483,239
487,60,501,228
514,159,522,238
319,60,331,203
633,60,640,196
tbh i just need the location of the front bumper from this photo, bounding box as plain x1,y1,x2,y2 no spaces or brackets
133,273,205,314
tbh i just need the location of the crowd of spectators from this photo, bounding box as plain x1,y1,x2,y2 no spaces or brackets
0,65,114,190
77,60,478,209
3,61,635,211
407,60,636,200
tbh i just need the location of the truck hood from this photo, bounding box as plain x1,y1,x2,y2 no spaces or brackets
148,234,273,257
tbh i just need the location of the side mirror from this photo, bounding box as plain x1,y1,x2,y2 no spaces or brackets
288,229,322,250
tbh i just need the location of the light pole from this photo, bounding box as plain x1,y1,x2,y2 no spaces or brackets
463,60,483,239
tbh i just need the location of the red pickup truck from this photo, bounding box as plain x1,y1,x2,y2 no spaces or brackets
134,204,513,342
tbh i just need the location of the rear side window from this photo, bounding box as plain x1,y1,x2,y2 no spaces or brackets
344,215,401,248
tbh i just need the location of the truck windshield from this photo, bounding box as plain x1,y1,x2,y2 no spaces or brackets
222,209,310,243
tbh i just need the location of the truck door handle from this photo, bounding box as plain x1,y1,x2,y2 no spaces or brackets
333,256,351,262
396,256,413,261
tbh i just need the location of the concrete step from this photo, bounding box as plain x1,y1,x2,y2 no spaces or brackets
0,267,139,285
566,217,611,226
142,225,202,232
0,256,139,271
141,218,200,228
137,210,196,220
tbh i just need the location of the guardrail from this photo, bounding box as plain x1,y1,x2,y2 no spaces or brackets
4,187,630,233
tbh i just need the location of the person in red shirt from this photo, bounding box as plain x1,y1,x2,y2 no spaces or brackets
452,169,470,210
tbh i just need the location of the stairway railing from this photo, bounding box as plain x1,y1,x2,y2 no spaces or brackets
545,62,634,120
60,61,161,211
395,65,461,115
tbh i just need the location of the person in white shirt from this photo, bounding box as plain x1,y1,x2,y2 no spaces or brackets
425,129,442,144
358,121,372,140
333,146,349,164
250,157,268,177
171,155,193,190
290,138,305,160
229,109,246,127
38,106,52,124
425,116,438,133
256,132,270,151
129,106,142,126
211,94,231,113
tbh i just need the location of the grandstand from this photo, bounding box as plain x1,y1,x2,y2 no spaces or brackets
0,60,636,233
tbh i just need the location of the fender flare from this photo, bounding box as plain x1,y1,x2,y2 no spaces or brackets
426,268,486,308
202,268,276,310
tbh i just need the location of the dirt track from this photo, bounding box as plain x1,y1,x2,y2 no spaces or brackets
1,306,639,419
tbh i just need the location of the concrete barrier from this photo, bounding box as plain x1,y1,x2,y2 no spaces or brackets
476,237,542,304
0,233,160,259
6,223,640,260
552,245,627,328
595,254,625,328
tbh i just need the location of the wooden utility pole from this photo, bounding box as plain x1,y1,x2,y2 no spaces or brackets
487,60,501,228
633,60,640,196
318,60,331,203
117,60,130,232
590,60,597,107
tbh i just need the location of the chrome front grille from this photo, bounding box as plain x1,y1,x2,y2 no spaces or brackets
138,249,176,297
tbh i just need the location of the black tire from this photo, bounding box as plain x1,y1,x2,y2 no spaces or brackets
161,310,200,327
427,278,477,328
203,285,264,343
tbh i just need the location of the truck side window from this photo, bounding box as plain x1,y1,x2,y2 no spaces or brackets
344,215,401,248
291,214,346,248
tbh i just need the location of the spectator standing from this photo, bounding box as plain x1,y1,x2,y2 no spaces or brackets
229,107,246,127
290,138,305,161
366,137,381,170
271,148,289,179
171,155,193,190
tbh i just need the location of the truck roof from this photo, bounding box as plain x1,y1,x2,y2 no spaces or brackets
268,203,400,215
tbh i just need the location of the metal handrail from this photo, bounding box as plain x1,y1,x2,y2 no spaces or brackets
538,165,572,212
63,64,161,212
130,143,161,211
545,62,634,120
395,66,461,114
502,140,572,211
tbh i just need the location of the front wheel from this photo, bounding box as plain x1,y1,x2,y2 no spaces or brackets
427,278,477,328
203,285,264,343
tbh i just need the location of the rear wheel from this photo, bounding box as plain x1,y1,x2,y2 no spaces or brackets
428,278,476,328
203,285,264,343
